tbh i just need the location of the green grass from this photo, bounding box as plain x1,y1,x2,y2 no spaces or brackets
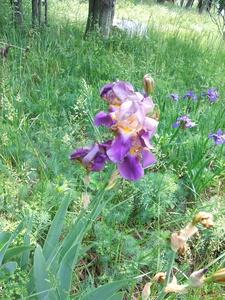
1,0,225,298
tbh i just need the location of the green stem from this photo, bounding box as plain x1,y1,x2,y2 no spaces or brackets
156,250,176,300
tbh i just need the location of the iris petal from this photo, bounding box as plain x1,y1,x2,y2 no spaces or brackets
142,149,157,168
113,81,134,101
118,154,144,181
107,132,133,163
94,111,113,128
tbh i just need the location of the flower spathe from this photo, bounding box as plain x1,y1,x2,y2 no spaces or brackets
71,78,159,181
164,276,188,293
171,223,198,252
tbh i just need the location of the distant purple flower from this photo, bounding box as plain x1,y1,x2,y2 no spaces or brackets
168,93,180,102
172,114,196,130
183,90,198,101
202,88,218,102
208,129,225,145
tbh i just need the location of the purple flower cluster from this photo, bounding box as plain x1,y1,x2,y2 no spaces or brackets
168,88,219,103
71,80,159,181
208,129,225,145
172,114,196,130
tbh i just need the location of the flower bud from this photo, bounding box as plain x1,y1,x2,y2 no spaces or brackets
143,74,155,96
204,268,225,284
189,268,207,288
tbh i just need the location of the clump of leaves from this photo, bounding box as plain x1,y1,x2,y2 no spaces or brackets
0,268,29,299
133,172,187,224
93,221,142,281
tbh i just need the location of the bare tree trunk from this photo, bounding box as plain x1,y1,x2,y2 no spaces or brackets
32,0,38,26
45,0,48,25
32,0,44,26
11,0,23,27
199,0,210,13
85,0,116,39
185,0,194,8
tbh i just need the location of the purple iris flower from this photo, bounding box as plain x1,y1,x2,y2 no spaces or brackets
100,80,135,106
208,129,225,145
70,141,112,171
71,79,159,182
168,93,180,102
202,88,218,102
172,114,196,130
182,90,198,101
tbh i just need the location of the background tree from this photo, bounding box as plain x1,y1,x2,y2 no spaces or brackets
11,0,23,27
85,0,116,39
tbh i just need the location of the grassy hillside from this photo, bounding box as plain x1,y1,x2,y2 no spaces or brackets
0,0,225,299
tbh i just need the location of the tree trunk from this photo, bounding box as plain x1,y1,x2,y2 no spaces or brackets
85,0,116,39
185,0,194,8
32,0,43,26
12,0,23,27
199,0,210,13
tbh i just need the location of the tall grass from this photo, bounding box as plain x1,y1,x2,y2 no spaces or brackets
1,0,225,298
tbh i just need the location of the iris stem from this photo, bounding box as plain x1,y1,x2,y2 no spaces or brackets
156,250,176,300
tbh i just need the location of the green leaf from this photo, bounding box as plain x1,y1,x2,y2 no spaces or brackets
80,280,130,300
0,232,11,249
0,160,15,180
2,261,18,274
3,246,34,263
21,214,33,270
57,243,80,299
43,194,72,263
107,292,125,300
0,222,23,265
33,245,57,300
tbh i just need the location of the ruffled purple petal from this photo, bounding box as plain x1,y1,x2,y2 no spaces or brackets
91,154,108,171
118,154,144,181
107,132,133,163
94,111,114,128
70,147,90,161
100,83,113,99
137,130,154,149
82,143,100,167
141,149,157,168
113,81,134,101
